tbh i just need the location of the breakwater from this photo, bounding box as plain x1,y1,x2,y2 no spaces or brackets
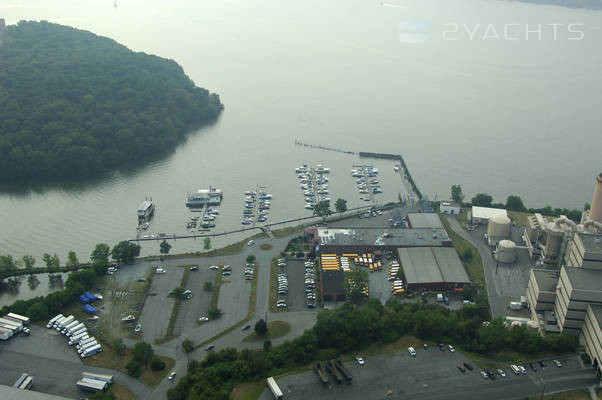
358,152,423,200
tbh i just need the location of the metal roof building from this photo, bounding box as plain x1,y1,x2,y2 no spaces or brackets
0,385,72,400
406,213,444,229
397,247,470,291
471,206,508,223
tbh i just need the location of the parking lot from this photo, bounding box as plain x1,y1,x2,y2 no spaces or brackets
259,347,594,400
0,325,151,399
173,266,216,336
283,259,315,311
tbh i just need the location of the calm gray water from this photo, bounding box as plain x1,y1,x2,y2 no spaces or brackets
0,0,601,271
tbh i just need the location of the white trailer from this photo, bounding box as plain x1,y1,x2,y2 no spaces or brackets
0,317,22,332
78,341,98,353
13,373,29,388
62,320,80,334
77,377,107,392
77,337,96,349
69,331,88,345
81,344,102,358
66,323,85,336
0,327,12,340
6,313,30,326
266,377,283,400
82,372,113,383
56,315,74,330
47,314,63,328
18,375,34,390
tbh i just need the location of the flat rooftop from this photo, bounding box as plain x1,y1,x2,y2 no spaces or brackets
322,270,345,293
317,228,450,248
397,247,470,285
406,213,444,229
563,266,602,292
578,233,602,255
532,269,560,293
472,206,508,220
0,385,72,400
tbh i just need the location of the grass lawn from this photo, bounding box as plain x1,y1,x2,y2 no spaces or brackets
83,344,174,388
111,382,136,399
530,390,594,400
272,226,304,238
242,321,291,342
260,243,273,250
441,216,486,289
231,381,267,400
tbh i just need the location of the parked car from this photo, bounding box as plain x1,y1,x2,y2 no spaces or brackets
438,343,446,351
457,365,465,372
134,324,142,333
480,371,488,379
423,344,428,350
448,345,455,352
242,324,251,331
247,240,255,246
408,347,416,356
190,266,199,271
553,360,562,368
205,344,215,351
356,356,365,366
464,362,474,371
199,317,209,322
529,362,538,372
511,364,520,375
538,360,547,368
497,369,506,377
518,365,527,374
168,371,176,380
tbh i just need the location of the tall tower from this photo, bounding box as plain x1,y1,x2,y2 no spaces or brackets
589,173,602,223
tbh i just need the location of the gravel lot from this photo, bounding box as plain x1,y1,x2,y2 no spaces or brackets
259,348,592,400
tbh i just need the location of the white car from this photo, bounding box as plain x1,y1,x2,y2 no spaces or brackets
209,265,219,270
408,347,416,356
168,371,176,380
448,345,455,352
134,324,142,333
497,369,506,377
356,356,365,365
199,317,209,322
518,365,527,374
155,268,166,274
247,240,255,246
553,359,562,368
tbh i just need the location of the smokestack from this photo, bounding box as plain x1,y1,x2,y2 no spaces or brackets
589,173,602,223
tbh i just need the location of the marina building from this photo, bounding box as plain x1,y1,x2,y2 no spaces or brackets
440,201,461,215
397,247,470,292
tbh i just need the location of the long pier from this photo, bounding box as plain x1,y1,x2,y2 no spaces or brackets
128,204,377,243
358,152,422,200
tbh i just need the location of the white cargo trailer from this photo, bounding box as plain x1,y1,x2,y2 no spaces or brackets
77,377,107,392
67,323,85,336
81,344,102,358
62,320,79,334
266,377,283,400
82,372,113,383
47,314,64,328
78,341,98,353
6,313,30,325
0,317,22,332
77,337,96,349
0,327,12,340
69,332,88,345
56,315,74,330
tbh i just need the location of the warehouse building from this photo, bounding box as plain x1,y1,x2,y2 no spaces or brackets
581,304,602,378
321,270,346,302
440,201,461,215
316,227,451,254
397,247,470,292
406,213,444,229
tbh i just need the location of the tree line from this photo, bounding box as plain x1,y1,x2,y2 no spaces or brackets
0,20,223,182
0,240,141,321
167,299,578,400
450,185,586,222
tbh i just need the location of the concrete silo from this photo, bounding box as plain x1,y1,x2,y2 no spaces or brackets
487,215,511,239
589,173,602,223
495,240,517,263
544,222,565,260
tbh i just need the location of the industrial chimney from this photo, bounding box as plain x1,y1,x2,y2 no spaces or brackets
589,173,602,223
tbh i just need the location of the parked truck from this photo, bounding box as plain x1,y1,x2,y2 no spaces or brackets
77,337,96,349
266,377,283,400
0,317,22,332
69,332,88,346
47,314,63,329
509,301,522,310
66,323,85,336
6,313,30,326
0,327,12,340
78,340,99,354
437,293,444,302
314,362,329,384
325,360,343,383
62,320,79,335
81,344,102,358
56,315,74,331
335,359,353,382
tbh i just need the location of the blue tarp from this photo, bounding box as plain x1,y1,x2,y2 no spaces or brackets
83,304,97,314
78,295,90,303
84,292,98,301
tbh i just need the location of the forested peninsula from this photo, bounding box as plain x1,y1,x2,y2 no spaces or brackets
0,21,223,182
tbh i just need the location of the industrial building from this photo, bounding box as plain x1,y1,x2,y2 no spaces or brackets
566,232,602,270
581,304,602,378
315,227,451,254
397,247,470,292
440,201,461,215
526,269,559,332
321,270,346,302
405,213,444,229
486,215,512,246
469,206,508,224
554,266,602,335
0,385,71,400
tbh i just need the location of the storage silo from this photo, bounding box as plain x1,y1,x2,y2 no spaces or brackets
544,222,565,259
487,215,511,238
589,173,602,223
495,240,517,263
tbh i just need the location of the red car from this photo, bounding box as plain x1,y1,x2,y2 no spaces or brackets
457,365,466,373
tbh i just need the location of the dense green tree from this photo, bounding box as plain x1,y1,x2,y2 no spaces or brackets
160,240,172,256
313,201,332,218
246,255,256,264
334,198,348,215
182,339,195,366
151,357,166,371
42,253,60,271
208,308,223,320
0,255,17,272
126,360,143,378
254,319,268,336
506,195,526,211
66,251,79,267
170,287,185,298
451,184,464,204
91,243,110,263
113,338,126,356
111,241,141,264
203,238,211,251
22,255,36,272
0,21,223,183
133,342,154,367
471,193,493,207
26,302,49,321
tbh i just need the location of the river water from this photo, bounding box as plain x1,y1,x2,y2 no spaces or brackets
0,0,601,273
